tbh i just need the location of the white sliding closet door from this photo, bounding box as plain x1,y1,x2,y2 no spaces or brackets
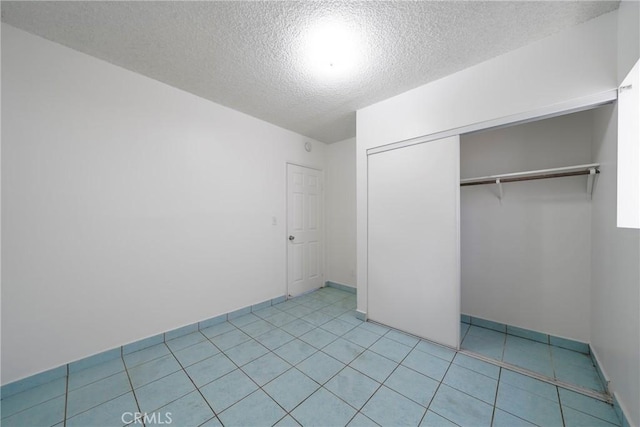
368,136,460,349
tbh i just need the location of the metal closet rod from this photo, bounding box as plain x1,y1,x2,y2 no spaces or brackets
460,169,600,187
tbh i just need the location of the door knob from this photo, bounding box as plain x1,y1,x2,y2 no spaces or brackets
289,235,295,241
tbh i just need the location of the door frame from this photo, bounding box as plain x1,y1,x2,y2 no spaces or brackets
285,162,325,299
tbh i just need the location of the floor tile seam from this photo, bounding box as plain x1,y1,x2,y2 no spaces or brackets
488,365,503,427
206,330,253,353
65,388,134,423
67,364,131,393
439,377,498,406
173,341,223,363
0,384,69,420
421,353,457,424
556,382,568,427
200,322,241,339
446,359,501,383
424,409,463,427
164,341,220,420
558,401,623,426
406,344,456,365
497,379,563,405
123,344,173,369
129,364,186,392
166,330,209,347
63,365,69,427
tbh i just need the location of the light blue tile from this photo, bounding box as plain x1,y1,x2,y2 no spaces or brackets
384,365,438,407
224,339,269,366
275,415,302,427
209,329,251,351
503,347,554,377
286,304,317,318
156,391,214,427
358,322,390,336
420,410,458,426
271,295,287,305
254,328,295,350
460,323,470,341
185,353,236,387
69,358,125,391
442,364,498,405
362,386,425,426
402,349,450,381
347,413,379,427
198,314,227,330
552,346,595,369
229,313,261,328
499,370,558,401
173,340,220,367
122,334,164,354
338,312,363,326
321,319,357,336
280,319,315,337
461,315,471,324
415,340,456,362
1,366,67,399
491,409,536,427
128,354,181,389
343,327,381,348
471,317,506,333
351,350,398,383
303,310,334,326
550,336,589,354
369,337,412,363
1,377,66,419
385,330,420,347
69,348,121,373
461,333,504,360
252,300,272,312
66,392,137,427
218,390,286,427
291,388,356,427
165,323,199,341
297,352,345,384
506,325,549,344
135,370,195,413
563,407,620,427
505,335,551,358
123,343,171,368
266,312,298,328
299,328,338,349
496,382,562,426
559,388,620,425
322,338,366,364
555,362,606,391
66,371,131,418
320,304,351,318
1,395,65,427
452,354,500,379
199,417,223,426
199,321,236,339
166,331,207,352
241,353,290,386
325,367,380,409
238,319,275,338
227,306,252,320
254,306,284,320
263,368,319,411
274,339,317,365
430,384,493,427
274,299,300,311
200,369,258,413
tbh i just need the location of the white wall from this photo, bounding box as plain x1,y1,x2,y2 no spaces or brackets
590,104,640,427
460,111,593,342
325,137,356,288
356,10,618,316
1,24,326,385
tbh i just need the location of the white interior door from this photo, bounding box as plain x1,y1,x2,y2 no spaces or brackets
287,164,323,297
368,136,460,349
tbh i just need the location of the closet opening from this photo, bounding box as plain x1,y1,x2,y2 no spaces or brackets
459,104,614,402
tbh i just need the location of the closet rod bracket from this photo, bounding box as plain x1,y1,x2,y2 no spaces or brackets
496,178,503,202
587,167,597,199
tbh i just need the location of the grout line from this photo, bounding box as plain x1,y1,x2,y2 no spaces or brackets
63,364,69,427
457,349,612,403
558,383,567,427
489,366,503,427
121,352,145,427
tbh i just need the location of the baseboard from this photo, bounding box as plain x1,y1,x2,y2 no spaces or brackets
1,294,287,398
590,347,631,427
325,281,356,294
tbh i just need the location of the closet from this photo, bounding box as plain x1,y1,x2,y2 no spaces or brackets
366,99,620,396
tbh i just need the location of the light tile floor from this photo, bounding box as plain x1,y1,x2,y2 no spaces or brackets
460,323,606,393
1,288,622,427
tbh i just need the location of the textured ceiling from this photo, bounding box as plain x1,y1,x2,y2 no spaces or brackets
1,1,620,143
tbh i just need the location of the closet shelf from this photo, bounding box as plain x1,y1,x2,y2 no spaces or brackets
460,163,600,199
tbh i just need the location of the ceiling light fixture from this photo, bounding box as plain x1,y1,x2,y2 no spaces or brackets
299,17,363,81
